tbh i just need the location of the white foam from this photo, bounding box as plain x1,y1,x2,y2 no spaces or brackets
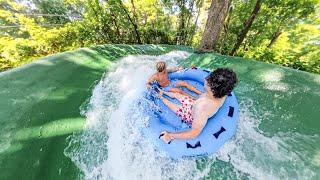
314,76,320,85
64,51,318,180
217,99,318,180
312,151,320,167
64,51,211,180
260,69,289,92
261,70,283,82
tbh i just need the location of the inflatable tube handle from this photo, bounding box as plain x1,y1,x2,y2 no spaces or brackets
186,141,201,149
213,127,226,139
228,106,234,117
159,133,164,139
203,69,210,73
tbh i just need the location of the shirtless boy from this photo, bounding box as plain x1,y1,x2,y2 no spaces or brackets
146,61,202,98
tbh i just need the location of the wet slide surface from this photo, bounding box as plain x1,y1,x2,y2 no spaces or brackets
0,45,191,179
0,45,319,179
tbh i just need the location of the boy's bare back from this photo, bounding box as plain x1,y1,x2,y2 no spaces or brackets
151,70,170,87
147,61,180,88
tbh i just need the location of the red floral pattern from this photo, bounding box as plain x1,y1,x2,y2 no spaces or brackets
176,96,195,124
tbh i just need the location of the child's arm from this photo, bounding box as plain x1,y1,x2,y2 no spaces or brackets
167,66,183,73
146,74,157,88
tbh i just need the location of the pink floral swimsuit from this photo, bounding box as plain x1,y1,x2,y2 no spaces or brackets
176,96,195,124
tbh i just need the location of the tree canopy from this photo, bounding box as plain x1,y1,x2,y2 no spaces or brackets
0,0,319,73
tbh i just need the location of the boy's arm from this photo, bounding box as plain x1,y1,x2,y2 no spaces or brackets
167,66,183,73
146,74,156,88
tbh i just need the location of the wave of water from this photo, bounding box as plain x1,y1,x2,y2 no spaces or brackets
64,51,319,180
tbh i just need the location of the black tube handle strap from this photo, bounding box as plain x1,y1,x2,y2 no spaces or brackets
213,127,226,139
186,141,201,149
159,133,164,139
228,106,234,117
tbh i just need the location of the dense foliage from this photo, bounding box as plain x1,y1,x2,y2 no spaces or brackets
0,0,319,73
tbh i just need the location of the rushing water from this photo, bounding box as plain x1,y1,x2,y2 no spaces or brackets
64,51,319,180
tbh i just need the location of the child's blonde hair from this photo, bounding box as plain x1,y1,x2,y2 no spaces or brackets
156,61,166,72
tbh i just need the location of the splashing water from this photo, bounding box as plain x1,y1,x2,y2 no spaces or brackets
64,51,319,180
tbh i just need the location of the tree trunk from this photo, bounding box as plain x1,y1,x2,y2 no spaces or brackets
218,5,233,53
267,27,282,48
223,5,233,34
182,0,195,45
176,0,186,45
130,0,139,23
119,1,142,44
186,0,201,45
229,0,262,56
197,0,231,53
89,0,112,43
110,13,121,38
194,5,201,27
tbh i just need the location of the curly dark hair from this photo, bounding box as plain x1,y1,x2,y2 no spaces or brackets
205,68,237,98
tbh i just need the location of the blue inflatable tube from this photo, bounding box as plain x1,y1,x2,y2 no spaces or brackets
145,68,239,159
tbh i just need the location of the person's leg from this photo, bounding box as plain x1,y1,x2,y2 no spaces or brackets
169,87,195,99
156,91,184,127
160,96,180,113
158,88,184,100
159,88,191,105
157,89,181,113
176,80,202,95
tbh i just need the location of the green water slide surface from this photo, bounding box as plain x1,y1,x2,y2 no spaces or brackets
0,44,319,179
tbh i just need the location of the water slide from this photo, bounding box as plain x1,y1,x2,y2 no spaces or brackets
0,45,319,179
